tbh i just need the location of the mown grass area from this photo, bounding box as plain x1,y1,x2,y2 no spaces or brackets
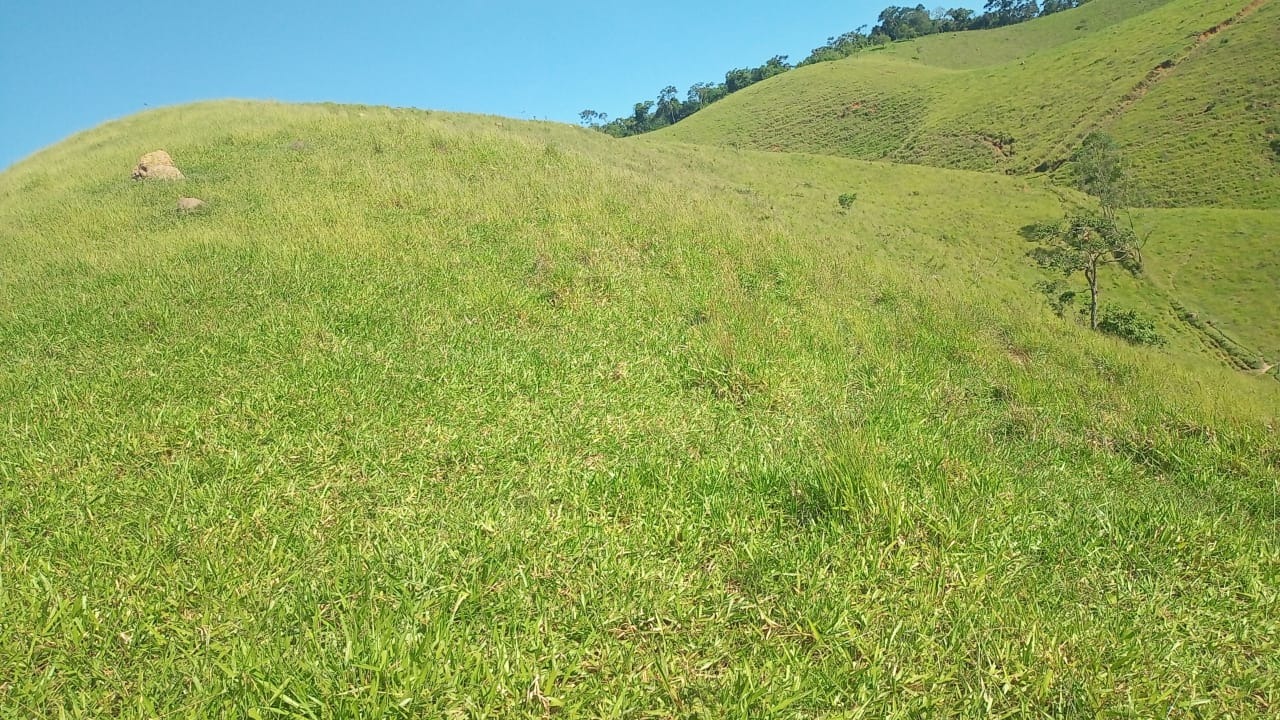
661,0,1277,209
1,102,1278,717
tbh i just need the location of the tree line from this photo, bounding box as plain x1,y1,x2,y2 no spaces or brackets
581,0,1088,137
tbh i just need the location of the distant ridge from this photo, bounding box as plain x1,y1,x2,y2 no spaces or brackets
660,0,1279,209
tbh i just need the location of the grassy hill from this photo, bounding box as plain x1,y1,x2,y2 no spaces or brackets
1108,0,1280,207
2,100,1278,717
874,0,1180,69
661,0,1280,209
631,138,1280,371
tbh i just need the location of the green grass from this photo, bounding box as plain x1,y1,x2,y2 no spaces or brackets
1107,0,1280,208
1135,207,1280,368
626,139,1280,371
2,101,1278,717
875,0,1180,69
661,0,1279,209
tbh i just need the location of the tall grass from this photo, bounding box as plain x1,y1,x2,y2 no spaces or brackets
0,101,1277,717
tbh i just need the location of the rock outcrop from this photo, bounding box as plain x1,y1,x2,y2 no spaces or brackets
132,150,184,180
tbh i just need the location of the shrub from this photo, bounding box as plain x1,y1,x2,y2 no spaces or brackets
1098,306,1165,346
838,193,857,210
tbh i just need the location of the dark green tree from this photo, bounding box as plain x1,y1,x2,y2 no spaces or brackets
946,7,975,27
801,26,875,64
686,82,715,107
724,68,754,93
875,5,936,39
1039,0,1081,16
983,0,1038,26
578,109,606,127
632,100,655,127
752,55,792,82
657,86,682,125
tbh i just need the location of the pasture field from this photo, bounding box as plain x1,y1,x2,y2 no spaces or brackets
1,101,1277,716
663,0,1280,209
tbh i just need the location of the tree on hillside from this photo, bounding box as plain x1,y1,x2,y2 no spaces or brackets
1025,213,1143,330
578,109,607,127
633,101,655,126
757,55,793,80
657,86,682,125
945,7,975,27
1040,0,1083,16
1070,132,1130,220
875,5,936,40
687,82,724,108
801,26,882,65
983,0,1039,26
1026,131,1149,333
725,67,754,93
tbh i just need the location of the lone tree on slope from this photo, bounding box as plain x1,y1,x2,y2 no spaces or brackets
1025,132,1146,330
1025,212,1142,330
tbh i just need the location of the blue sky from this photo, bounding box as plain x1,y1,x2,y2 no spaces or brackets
2,0,928,169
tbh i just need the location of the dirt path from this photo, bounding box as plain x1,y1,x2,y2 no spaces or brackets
1034,0,1269,172
1106,0,1267,117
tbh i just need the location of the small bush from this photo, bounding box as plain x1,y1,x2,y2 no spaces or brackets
838,193,857,210
1269,138,1280,160
1098,306,1165,346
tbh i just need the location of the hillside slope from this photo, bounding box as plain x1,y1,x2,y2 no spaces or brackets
660,0,1280,208
629,137,1280,371
1108,0,1280,207
875,0,1179,69
1,101,1278,717
1135,207,1280,365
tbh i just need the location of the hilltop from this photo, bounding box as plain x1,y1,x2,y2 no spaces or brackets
661,0,1280,209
